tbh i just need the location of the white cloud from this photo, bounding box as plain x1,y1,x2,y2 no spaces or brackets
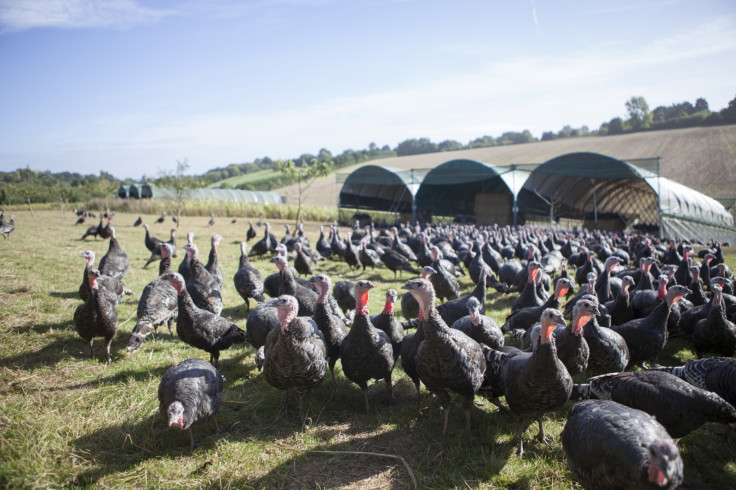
0,0,171,33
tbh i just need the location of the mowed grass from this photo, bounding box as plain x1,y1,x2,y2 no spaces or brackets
0,210,735,488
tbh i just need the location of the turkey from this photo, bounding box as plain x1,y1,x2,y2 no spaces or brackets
434,267,488,327
611,284,691,368
369,289,405,362
95,227,129,279
309,274,348,390
81,216,103,240
580,295,631,376
390,226,417,261
503,277,573,333
245,302,279,350
359,241,380,273
162,272,247,367
691,283,736,358
178,232,195,281
605,275,636,326
182,243,223,315
273,255,319,317
98,216,113,240
340,280,395,414
332,280,356,315
511,261,544,313
378,248,420,278
207,213,215,227
158,358,223,448
249,222,276,258
133,216,142,227
400,266,436,320
233,242,265,312
631,274,669,319
240,220,255,241
561,399,683,490
262,295,328,425
142,224,164,268
652,356,736,407
571,370,736,438
450,296,504,350
155,211,166,224
399,317,426,401
429,246,461,301
293,241,314,277
126,243,178,353
79,250,127,304
204,234,223,289
522,298,598,376
73,268,119,364
500,308,572,456
315,225,332,259
402,278,486,436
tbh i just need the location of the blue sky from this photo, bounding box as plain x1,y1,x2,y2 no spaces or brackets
0,0,734,180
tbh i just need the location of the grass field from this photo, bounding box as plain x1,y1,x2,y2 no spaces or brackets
1,210,735,488
208,169,281,189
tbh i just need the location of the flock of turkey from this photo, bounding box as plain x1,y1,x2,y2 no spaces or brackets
70,213,736,489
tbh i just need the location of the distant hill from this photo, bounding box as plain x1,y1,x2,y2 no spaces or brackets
277,124,736,208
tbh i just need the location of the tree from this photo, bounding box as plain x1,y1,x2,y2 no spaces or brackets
154,158,206,228
625,96,651,130
608,117,624,135
275,158,333,226
438,139,463,152
694,97,709,113
721,94,736,122
395,138,438,156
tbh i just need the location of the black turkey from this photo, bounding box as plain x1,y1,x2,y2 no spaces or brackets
98,227,129,279
402,278,486,436
0,214,16,238
340,280,395,414
182,243,223,315
611,284,691,368
233,242,265,312
73,268,119,364
273,255,318,317
503,277,572,333
204,234,223,289
400,266,436,320
561,399,683,490
79,250,127,304
309,274,348,390
178,232,195,281
162,272,247,367
580,294,631,376
81,216,103,240
571,370,736,438
522,298,597,376
691,283,736,358
652,356,736,407
450,296,504,350
263,295,328,425
127,243,178,352
369,289,404,363
501,308,572,456
378,248,420,278
158,358,223,448
246,221,257,242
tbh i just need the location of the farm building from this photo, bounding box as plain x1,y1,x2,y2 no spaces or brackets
117,183,284,204
337,152,735,243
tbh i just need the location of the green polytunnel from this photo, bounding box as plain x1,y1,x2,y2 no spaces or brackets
517,152,735,242
337,165,429,218
415,159,529,225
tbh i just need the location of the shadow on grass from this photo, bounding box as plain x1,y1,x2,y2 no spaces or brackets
71,413,228,486
49,290,81,300
7,318,73,335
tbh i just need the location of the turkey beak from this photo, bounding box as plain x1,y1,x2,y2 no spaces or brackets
400,281,413,291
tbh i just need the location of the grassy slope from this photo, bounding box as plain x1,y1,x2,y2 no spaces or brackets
278,124,736,208
0,210,735,488
207,169,280,189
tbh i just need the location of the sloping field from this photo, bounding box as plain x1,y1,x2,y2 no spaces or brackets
279,125,736,207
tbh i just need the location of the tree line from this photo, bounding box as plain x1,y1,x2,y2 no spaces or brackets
2,94,734,204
